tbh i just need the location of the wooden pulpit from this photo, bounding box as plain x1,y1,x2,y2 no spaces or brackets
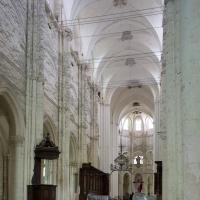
27,133,60,200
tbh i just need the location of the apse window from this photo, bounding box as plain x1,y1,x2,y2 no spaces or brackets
46,0,54,10
133,156,144,164
123,118,129,130
135,118,142,131
147,118,153,129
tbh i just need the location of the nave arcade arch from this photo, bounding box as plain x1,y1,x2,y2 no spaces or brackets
0,87,25,200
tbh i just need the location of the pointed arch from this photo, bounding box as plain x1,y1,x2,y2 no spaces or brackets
43,114,58,144
0,83,25,139
0,82,25,199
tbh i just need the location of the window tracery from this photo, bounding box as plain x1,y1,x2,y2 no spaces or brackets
135,118,142,131
119,112,154,171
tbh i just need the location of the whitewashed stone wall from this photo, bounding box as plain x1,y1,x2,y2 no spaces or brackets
43,1,60,138
162,0,200,200
0,0,27,111
0,1,27,200
0,1,100,200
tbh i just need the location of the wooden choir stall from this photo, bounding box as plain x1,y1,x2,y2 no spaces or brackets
79,163,110,200
154,161,162,200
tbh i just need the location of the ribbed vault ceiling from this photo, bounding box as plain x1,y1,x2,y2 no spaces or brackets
63,0,163,118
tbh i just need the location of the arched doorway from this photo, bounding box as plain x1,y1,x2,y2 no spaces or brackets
134,173,143,193
123,173,130,200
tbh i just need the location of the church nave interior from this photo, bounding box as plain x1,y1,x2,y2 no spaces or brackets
0,0,200,200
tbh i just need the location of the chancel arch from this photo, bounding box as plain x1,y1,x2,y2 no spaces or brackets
116,110,155,196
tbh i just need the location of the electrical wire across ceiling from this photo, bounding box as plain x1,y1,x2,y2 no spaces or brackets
54,3,163,94
49,6,163,27
81,51,162,63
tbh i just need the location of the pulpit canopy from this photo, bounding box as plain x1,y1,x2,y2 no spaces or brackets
34,133,60,160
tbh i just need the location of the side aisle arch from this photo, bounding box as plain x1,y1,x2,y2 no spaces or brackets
0,83,25,200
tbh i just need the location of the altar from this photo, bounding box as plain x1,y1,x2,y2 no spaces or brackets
132,193,156,200
132,192,147,200
87,194,110,200
147,195,156,200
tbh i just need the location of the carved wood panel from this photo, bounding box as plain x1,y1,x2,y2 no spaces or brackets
79,163,109,200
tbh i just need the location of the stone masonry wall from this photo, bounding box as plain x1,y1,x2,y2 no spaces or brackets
42,3,60,132
0,0,27,111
